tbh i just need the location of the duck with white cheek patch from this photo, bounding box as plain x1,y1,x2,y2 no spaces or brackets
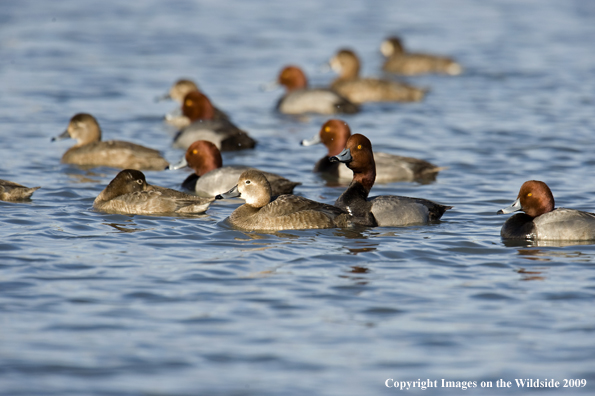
215,170,348,231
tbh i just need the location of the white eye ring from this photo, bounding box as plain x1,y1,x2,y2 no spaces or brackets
245,180,251,185
136,179,143,185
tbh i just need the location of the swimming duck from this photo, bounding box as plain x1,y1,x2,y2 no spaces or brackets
380,36,463,76
301,119,443,183
168,140,300,197
329,49,426,103
274,66,359,115
52,113,169,171
93,169,212,215
157,79,230,128
172,92,256,151
0,179,40,201
498,180,595,241
330,134,451,227
215,170,348,231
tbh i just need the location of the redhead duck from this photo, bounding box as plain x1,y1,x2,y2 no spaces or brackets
329,49,426,103
274,66,359,115
301,119,443,183
168,140,300,197
158,79,230,128
498,180,595,241
52,113,169,171
0,179,40,201
172,92,256,151
380,36,462,76
331,134,451,227
93,169,212,215
215,170,347,231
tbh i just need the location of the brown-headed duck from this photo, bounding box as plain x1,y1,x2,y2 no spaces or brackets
52,113,169,171
157,79,230,128
330,134,451,227
274,66,359,115
498,180,595,241
329,49,426,103
380,36,463,76
301,119,443,184
172,92,256,151
0,179,40,201
215,170,347,231
167,140,300,197
93,169,212,215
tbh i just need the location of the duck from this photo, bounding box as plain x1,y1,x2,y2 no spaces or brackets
328,49,426,103
330,133,451,227
380,36,463,76
157,79,230,128
274,66,359,115
52,113,169,171
93,169,213,215
301,119,443,183
0,179,40,201
498,180,595,241
172,92,256,151
215,169,348,231
167,140,301,197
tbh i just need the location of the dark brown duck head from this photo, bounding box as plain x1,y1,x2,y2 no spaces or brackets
277,66,308,92
498,180,555,218
301,119,352,157
330,133,376,192
100,169,148,201
182,91,216,122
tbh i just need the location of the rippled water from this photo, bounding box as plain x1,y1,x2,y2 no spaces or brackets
2,0,595,395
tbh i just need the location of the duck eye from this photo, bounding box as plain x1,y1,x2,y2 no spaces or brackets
357,144,362,150
136,179,143,185
245,180,251,185
324,126,331,132
192,149,198,155
185,99,193,107
527,193,532,197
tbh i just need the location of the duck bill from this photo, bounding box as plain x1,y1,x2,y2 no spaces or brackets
497,198,522,214
215,184,241,200
154,92,172,102
166,157,188,170
300,133,321,147
259,80,280,92
329,148,352,163
51,129,71,142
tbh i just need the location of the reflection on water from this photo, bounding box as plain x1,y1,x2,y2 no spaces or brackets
517,268,546,281
504,239,595,248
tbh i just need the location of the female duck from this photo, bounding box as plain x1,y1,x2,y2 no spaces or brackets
274,66,359,115
173,92,256,151
0,179,40,201
329,49,426,103
380,36,463,76
158,79,230,128
168,140,300,197
331,134,451,227
93,169,212,215
215,170,347,231
301,119,443,184
53,113,169,171
498,180,595,241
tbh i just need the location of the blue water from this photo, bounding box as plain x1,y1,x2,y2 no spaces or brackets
1,0,595,395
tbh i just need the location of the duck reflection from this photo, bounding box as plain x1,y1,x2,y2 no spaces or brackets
517,268,546,281
503,239,595,248
339,265,370,285
104,221,145,233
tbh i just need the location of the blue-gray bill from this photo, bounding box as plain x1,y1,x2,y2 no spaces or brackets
215,184,240,200
329,148,352,163
497,198,521,214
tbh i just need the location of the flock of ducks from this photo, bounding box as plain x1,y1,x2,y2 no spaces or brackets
4,37,595,241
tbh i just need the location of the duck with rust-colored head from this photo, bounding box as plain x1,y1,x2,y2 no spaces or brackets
274,65,359,115
301,119,443,184
167,140,300,197
215,170,347,231
328,49,426,103
498,180,595,241
380,36,463,76
331,134,452,227
93,169,213,215
52,113,169,171
173,92,256,151
157,79,230,128
0,179,40,201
